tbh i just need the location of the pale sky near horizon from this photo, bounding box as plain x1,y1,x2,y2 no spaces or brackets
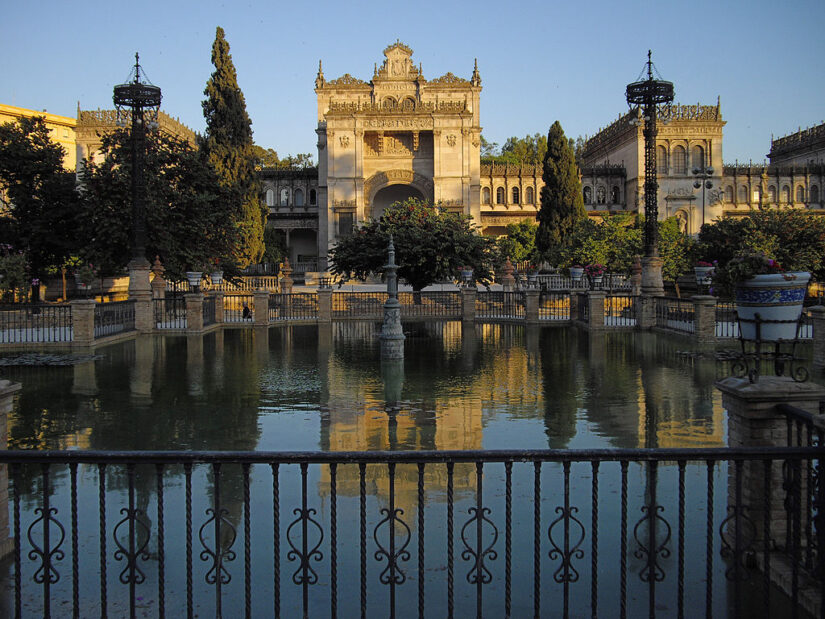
1,0,822,164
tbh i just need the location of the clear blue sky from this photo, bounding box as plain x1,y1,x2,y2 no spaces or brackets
2,0,822,164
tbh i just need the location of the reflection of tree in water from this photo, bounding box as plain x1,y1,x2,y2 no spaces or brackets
539,328,580,448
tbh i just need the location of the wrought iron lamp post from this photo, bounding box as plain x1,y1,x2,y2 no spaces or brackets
113,53,161,274
692,166,714,231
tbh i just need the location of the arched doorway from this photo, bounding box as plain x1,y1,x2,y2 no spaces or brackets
372,184,424,220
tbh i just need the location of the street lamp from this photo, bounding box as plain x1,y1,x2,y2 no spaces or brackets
113,53,161,264
625,51,674,258
692,166,714,231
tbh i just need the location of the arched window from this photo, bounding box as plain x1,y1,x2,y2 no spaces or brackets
596,186,606,204
512,187,520,204
812,185,820,204
782,185,790,204
309,189,317,205
767,185,776,203
280,188,289,207
796,186,805,203
496,187,505,204
739,186,748,203
265,189,274,207
295,189,304,207
691,145,705,172
725,186,734,202
525,187,534,204
401,97,415,111
382,97,396,111
583,186,592,204
657,145,668,173
482,187,491,204
611,186,620,203
753,187,762,203
672,146,687,175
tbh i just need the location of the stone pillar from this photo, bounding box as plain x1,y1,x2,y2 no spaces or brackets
71,299,96,348
0,379,21,559
692,295,717,344
128,257,152,297
587,291,606,331
212,292,225,324
809,305,825,371
185,293,204,333
254,289,270,326
317,288,332,323
133,293,153,334
569,291,579,322
641,256,665,297
631,255,643,296
461,288,476,322
637,295,658,330
150,256,166,300
524,289,540,325
501,259,516,291
716,376,825,545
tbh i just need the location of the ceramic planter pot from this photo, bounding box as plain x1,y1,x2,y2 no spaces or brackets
210,270,223,285
570,267,584,282
694,266,714,286
735,272,810,341
185,271,203,288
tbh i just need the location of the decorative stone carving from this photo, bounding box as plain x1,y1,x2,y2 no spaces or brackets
331,199,357,210
326,73,369,87
446,134,456,147
429,72,472,86
339,135,350,148
364,170,434,200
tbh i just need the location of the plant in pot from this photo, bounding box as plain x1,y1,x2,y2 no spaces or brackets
74,263,96,298
210,258,224,286
569,264,584,283
457,265,473,286
712,251,810,341
694,260,715,287
584,263,607,289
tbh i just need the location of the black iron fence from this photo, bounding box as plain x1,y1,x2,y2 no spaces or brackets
577,293,589,323
398,292,462,318
153,298,186,330
223,294,254,323
0,447,821,618
605,294,638,328
332,292,388,319
0,304,72,344
655,297,695,335
202,296,216,327
475,291,525,320
269,293,319,321
538,292,570,321
93,301,136,339
716,301,739,339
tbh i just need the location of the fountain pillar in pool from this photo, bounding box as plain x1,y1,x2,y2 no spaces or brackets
380,236,405,360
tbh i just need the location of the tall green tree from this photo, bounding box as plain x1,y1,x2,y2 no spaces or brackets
481,133,547,165
0,116,81,282
536,121,586,264
201,26,264,268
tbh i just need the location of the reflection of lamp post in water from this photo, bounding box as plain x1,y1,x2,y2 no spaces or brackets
379,236,405,359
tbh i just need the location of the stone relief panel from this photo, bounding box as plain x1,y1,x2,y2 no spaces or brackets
363,132,432,157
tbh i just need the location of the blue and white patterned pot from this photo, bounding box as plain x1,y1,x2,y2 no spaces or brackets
735,272,810,341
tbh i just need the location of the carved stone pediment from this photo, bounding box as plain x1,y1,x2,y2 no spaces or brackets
375,40,421,81
429,72,471,87
327,73,369,88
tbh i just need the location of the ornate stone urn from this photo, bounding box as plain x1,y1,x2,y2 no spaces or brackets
735,272,810,341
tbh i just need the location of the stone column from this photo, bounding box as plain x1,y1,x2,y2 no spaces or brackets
133,293,154,334
809,305,825,371
569,291,579,322
212,292,225,325
185,293,204,333
692,295,717,344
0,379,21,559
630,255,643,296
637,295,658,330
254,289,270,326
461,288,476,322
641,256,665,296
524,289,540,325
71,299,96,348
587,291,606,331
128,257,152,297
150,256,166,300
716,376,825,546
317,288,332,323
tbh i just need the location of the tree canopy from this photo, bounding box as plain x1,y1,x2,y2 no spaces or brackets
329,198,496,291
496,219,538,264
535,121,586,263
201,26,265,268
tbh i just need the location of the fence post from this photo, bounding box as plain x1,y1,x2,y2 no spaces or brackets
461,288,476,322
692,295,717,344
809,305,825,371
524,289,540,325
185,293,204,333
212,292,225,325
317,289,332,323
0,379,21,559
716,376,825,551
587,290,606,330
71,299,95,347
568,291,578,322
254,289,270,326
637,295,658,330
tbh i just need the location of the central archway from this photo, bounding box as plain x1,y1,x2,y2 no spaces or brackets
372,184,424,220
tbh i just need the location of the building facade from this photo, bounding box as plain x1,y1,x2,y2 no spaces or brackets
0,103,78,170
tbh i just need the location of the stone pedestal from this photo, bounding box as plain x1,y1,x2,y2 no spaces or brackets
501,259,516,291
128,257,152,297
641,256,664,297
150,256,166,300
70,299,96,348
212,292,225,324
809,305,825,371
254,289,270,326
637,295,658,330
568,292,579,322
0,379,21,560
692,295,717,344
587,291,606,331
280,259,294,294
461,288,476,322
133,293,153,334
184,293,204,333
317,288,333,323
630,255,643,296
524,290,540,325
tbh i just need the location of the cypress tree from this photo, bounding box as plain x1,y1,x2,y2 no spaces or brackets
536,121,586,264
202,26,264,268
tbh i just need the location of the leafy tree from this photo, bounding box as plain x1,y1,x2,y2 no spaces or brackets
275,153,315,169
252,145,279,169
329,198,496,291
481,133,547,165
81,129,237,279
479,135,499,159
261,227,287,264
658,217,695,284
496,219,538,263
201,26,265,268
0,117,81,283
536,121,586,263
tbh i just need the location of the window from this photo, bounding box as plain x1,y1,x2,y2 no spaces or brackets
309,189,317,205
482,187,491,204
672,146,687,175
401,97,415,111
280,188,289,207
768,185,776,203
611,186,620,204
382,97,396,111
596,186,606,204
265,189,274,207
753,187,762,203
691,145,705,171
583,186,592,204
657,145,668,173
512,187,520,204
796,186,805,203
725,186,734,202
295,189,304,207
739,186,748,203
812,185,820,204
782,185,790,204
496,187,505,205
525,187,534,204
338,212,354,237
